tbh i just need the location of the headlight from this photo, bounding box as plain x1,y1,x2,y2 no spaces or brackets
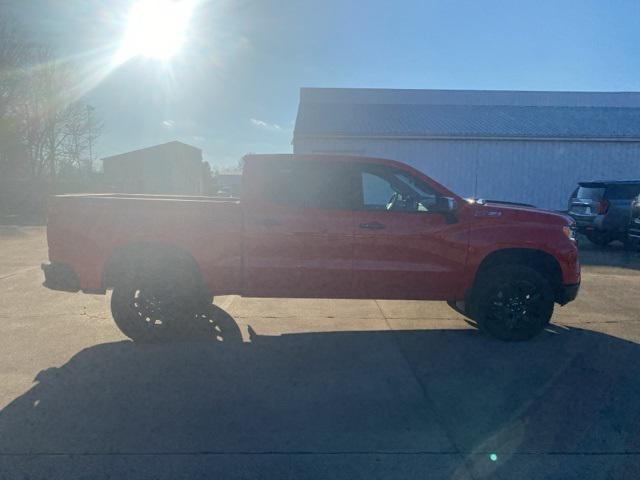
563,225,577,241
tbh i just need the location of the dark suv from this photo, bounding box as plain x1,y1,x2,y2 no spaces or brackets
628,194,640,246
568,180,640,247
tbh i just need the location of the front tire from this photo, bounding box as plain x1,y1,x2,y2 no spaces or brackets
586,231,613,247
446,299,467,317
470,265,554,341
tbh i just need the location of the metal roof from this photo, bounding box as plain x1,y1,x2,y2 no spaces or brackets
294,88,640,141
102,141,201,162
579,180,640,186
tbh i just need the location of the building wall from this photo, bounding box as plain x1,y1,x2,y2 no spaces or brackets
103,142,204,195
294,137,640,210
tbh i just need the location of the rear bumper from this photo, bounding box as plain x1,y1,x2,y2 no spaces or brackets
574,215,630,235
569,213,597,228
573,219,600,232
41,262,80,292
557,282,580,306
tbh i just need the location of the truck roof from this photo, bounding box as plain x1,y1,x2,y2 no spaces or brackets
579,180,640,187
243,153,418,173
243,153,459,199
243,153,397,164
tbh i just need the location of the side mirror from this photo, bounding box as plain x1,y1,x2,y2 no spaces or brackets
434,196,458,223
434,196,457,213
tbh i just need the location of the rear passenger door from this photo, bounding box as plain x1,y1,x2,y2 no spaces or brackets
243,160,357,298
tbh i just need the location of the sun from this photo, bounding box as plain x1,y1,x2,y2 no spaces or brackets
117,0,194,62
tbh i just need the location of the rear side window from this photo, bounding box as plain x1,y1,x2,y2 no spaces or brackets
605,184,640,200
577,187,605,201
260,160,355,210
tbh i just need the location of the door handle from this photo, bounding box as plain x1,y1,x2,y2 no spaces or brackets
359,221,385,230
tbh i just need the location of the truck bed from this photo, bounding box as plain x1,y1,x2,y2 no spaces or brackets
52,192,240,202
46,193,243,294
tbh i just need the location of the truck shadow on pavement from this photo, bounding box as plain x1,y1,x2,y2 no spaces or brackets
1,310,639,479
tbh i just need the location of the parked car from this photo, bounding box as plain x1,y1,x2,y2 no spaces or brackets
568,180,640,247
42,154,580,342
628,193,640,247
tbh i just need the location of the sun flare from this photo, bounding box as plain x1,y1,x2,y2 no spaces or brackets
117,0,194,62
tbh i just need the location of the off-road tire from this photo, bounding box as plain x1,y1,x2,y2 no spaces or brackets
469,265,554,341
110,260,210,343
446,299,467,317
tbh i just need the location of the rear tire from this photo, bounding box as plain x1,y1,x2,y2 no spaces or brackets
586,231,613,247
469,265,554,341
110,260,215,343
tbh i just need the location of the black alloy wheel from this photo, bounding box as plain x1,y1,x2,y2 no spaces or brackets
472,265,554,341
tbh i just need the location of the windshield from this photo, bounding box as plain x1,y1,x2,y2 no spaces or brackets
392,171,435,198
391,171,438,209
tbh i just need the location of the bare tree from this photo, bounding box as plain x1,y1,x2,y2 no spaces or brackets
0,19,32,177
14,47,102,182
0,20,29,118
59,102,103,176
14,47,61,181
1,13,103,184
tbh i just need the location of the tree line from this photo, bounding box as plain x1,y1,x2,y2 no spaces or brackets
0,19,102,184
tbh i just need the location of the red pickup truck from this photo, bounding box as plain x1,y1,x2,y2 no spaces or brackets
43,154,580,342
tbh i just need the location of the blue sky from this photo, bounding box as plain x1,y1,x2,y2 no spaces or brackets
10,0,640,168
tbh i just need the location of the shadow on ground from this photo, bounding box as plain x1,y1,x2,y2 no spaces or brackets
0,225,29,237
0,214,45,227
1,309,639,479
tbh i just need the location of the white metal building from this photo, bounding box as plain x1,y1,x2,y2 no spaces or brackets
293,88,640,210
102,141,204,195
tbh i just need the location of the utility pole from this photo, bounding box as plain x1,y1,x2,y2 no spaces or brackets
86,104,95,169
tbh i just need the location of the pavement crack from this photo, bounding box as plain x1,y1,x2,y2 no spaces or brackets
0,266,39,281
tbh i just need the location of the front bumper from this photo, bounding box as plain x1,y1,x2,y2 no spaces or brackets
42,262,80,292
557,282,580,305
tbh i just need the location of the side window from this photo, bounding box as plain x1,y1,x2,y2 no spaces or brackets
359,166,437,212
362,172,396,210
605,184,640,200
261,161,355,210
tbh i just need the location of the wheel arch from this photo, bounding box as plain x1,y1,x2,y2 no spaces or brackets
472,248,563,303
102,242,206,293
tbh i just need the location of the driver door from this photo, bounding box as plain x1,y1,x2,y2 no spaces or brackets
351,163,467,300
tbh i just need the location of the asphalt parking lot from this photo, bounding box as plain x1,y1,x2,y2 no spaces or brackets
1,226,639,479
